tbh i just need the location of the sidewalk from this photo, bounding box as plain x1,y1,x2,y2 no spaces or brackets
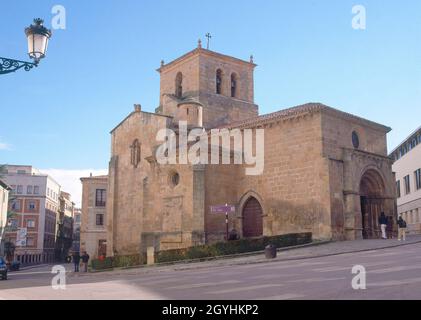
69,235,421,278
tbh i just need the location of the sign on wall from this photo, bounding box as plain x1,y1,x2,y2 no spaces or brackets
16,227,27,247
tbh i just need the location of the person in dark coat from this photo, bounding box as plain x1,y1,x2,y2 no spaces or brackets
397,216,407,241
81,252,90,272
378,212,388,239
72,252,80,272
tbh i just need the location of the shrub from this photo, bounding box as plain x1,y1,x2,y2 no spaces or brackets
156,232,312,264
90,254,145,271
90,257,113,270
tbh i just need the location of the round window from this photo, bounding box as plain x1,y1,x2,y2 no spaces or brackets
352,131,360,149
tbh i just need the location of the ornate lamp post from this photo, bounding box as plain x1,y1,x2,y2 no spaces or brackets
0,18,52,75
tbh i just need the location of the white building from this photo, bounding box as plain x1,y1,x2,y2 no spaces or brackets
390,126,421,234
2,165,61,263
0,179,11,256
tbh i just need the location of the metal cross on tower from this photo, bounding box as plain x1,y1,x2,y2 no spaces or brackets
205,33,212,50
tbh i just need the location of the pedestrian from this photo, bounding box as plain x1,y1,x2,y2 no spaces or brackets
397,215,407,241
386,216,394,239
378,212,388,239
72,251,80,272
228,228,239,241
81,251,90,272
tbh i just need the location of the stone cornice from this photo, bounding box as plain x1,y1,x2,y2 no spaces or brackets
343,147,393,163
157,47,256,73
217,103,391,132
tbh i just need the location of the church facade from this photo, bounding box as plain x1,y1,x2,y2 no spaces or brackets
106,44,397,257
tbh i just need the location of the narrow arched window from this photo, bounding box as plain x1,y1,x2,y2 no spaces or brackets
231,73,237,98
216,69,222,94
130,139,141,168
175,72,183,98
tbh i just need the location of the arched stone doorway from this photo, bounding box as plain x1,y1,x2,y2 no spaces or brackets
359,169,386,239
242,197,263,238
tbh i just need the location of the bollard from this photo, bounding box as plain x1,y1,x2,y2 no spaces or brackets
264,244,277,259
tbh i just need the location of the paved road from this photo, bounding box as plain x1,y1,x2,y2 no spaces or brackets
1,242,421,300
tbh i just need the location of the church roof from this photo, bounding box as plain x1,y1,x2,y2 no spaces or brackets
217,102,391,132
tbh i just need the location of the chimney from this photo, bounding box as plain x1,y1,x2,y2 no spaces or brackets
134,104,142,112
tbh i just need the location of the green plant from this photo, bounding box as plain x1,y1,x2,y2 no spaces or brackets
156,232,312,263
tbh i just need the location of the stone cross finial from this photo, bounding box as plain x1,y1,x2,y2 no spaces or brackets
250,55,254,63
134,104,141,112
198,39,202,49
160,60,165,67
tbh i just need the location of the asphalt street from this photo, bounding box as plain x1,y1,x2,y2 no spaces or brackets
1,241,421,300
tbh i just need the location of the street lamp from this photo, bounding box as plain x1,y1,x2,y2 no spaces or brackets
0,18,52,75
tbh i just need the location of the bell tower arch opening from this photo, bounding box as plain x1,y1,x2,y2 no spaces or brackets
359,169,386,239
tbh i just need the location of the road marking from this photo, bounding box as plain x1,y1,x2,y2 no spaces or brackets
370,265,421,274
370,277,421,288
262,261,330,270
8,271,54,276
313,261,395,273
249,274,299,280
257,293,305,300
208,284,284,294
167,280,241,290
129,276,203,285
286,277,346,283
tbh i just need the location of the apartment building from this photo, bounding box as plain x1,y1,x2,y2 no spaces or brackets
72,208,81,253
2,165,61,263
80,174,107,259
56,191,75,260
390,126,421,234
0,179,11,256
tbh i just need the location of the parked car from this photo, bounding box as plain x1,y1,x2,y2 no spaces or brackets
0,257,7,280
9,261,20,271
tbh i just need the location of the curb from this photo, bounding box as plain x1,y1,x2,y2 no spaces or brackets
72,240,327,276
71,240,324,276
70,238,421,277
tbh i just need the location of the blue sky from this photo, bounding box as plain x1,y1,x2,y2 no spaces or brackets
1,1,420,175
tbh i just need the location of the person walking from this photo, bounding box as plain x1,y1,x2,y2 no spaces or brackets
81,251,90,272
378,212,388,239
72,251,80,272
397,215,407,241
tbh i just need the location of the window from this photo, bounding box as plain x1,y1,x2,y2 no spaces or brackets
28,201,36,210
404,175,411,195
130,139,141,168
231,73,237,98
26,237,35,247
8,218,18,229
415,169,421,190
11,200,21,211
352,131,360,149
26,219,35,228
96,214,104,226
216,69,222,94
27,185,33,194
169,171,180,187
95,189,106,207
396,180,401,198
17,170,26,174
175,72,183,98
17,185,23,194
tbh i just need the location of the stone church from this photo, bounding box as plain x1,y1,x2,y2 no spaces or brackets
105,42,397,257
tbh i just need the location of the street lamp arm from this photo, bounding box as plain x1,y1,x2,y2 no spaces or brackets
0,56,38,75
